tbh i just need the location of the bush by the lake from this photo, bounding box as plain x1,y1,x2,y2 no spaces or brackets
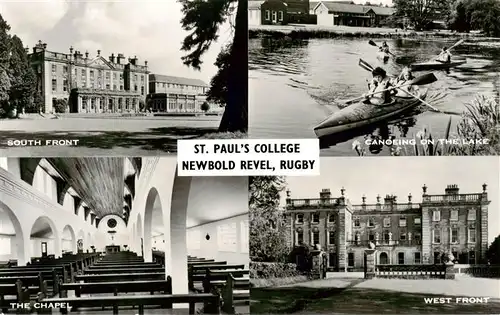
198,131,247,139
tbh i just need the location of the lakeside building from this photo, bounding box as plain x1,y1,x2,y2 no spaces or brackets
28,41,149,114
147,74,209,113
285,184,490,271
249,0,394,27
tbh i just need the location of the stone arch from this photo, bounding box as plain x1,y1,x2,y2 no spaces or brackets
136,213,143,257
143,187,164,262
61,225,76,253
379,252,388,265
30,216,60,259
0,201,25,265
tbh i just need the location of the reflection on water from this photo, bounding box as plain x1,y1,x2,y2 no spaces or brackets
249,37,500,156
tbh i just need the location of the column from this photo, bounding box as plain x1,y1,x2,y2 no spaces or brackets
77,95,82,113
364,249,376,279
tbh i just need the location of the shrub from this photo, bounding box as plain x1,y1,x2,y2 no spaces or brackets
201,101,210,112
53,98,67,113
250,261,300,279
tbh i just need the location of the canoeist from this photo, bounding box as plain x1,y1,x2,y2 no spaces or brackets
392,67,418,97
437,47,452,63
364,67,394,105
382,41,390,54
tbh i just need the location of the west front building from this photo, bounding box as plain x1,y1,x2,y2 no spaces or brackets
29,40,149,114
285,184,489,271
147,74,209,113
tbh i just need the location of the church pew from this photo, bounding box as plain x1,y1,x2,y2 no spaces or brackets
0,266,69,283
39,292,221,314
221,274,250,314
202,270,249,294
59,278,172,298
87,263,160,269
83,267,164,275
188,260,223,266
188,264,245,290
0,280,35,313
75,272,165,283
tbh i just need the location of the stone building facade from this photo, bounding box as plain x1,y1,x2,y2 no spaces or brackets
147,74,209,113
29,40,149,114
285,184,490,271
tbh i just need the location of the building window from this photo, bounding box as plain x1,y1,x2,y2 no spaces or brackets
433,229,441,244
141,75,144,82
467,209,476,221
379,252,388,264
134,85,138,92
312,231,319,245
414,233,421,244
90,70,94,78
354,233,360,244
106,84,110,90
51,64,56,73
105,72,110,80
400,232,406,241
347,253,354,267
432,210,441,222
353,218,360,227
414,217,421,225
63,79,68,92
451,210,459,221
468,227,476,243
278,11,284,21
468,251,475,264
63,65,68,73
217,223,237,252
113,84,117,90
119,74,123,80
134,74,137,81
120,85,123,91
52,79,57,92
383,231,390,242
398,252,404,265
451,227,458,243
368,218,374,227
329,214,335,223
383,217,390,227
311,213,319,223
329,253,336,267
141,86,144,95
272,11,277,21
329,231,335,245
296,214,303,223
414,252,421,264
113,73,117,79
368,233,375,241
265,10,270,20
297,231,303,244
399,218,406,227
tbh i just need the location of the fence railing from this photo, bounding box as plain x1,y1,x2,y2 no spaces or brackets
375,264,447,279
454,264,500,278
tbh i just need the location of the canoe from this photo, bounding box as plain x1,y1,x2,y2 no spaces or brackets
410,60,466,71
377,51,389,62
313,89,428,138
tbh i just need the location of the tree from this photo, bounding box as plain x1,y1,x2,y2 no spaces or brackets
249,176,290,262
179,0,248,133
0,14,11,116
394,0,452,30
53,98,67,113
449,0,500,36
7,35,36,116
200,101,210,112
206,45,230,107
486,235,500,265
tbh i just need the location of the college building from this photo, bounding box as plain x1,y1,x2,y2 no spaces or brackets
29,40,149,114
285,184,489,271
146,74,209,113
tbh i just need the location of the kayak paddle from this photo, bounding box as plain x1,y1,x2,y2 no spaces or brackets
345,72,437,105
368,40,396,57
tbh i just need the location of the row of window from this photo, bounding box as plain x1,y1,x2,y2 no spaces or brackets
155,82,205,91
297,226,477,246
295,208,477,226
264,10,284,22
51,64,145,82
51,78,145,95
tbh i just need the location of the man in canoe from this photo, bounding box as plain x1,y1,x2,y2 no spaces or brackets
437,47,452,63
382,41,390,53
364,67,394,105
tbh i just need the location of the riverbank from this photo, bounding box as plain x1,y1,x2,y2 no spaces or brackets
249,24,486,40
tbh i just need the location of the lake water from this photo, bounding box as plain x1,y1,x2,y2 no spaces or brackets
249,37,500,156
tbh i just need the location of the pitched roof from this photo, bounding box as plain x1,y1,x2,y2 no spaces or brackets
149,74,208,87
249,0,265,9
319,1,395,16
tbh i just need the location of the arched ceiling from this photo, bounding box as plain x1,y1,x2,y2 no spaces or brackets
43,158,136,218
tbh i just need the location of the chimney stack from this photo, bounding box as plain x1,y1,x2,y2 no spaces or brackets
97,49,101,57
85,51,89,58
117,53,124,64
445,184,459,195
109,53,115,63
69,46,74,54
320,188,331,200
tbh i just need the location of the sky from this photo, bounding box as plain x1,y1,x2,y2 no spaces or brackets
0,0,236,83
281,157,500,243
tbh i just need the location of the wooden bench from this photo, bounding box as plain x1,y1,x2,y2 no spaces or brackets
0,266,69,283
221,274,250,314
83,267,164,274
188,264,245,290
59,278,172,298
39,292,220,314
188,260,224,266
0,280,35,312
75,272,165,283
87,263,160,269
